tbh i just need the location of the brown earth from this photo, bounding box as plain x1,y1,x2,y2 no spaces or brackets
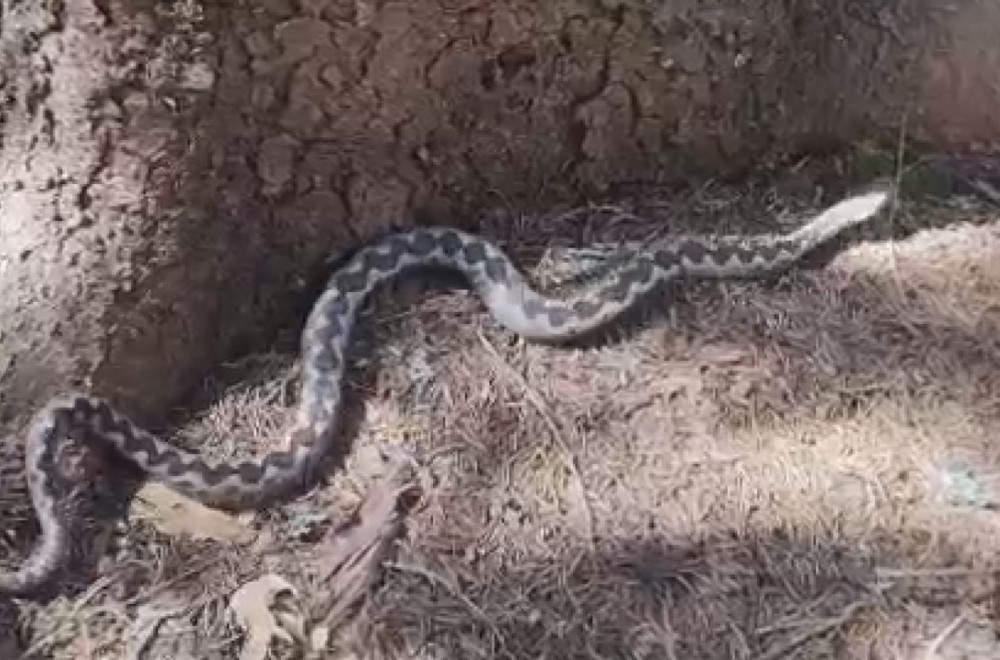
3,0,1000,658
2,0,998,425
6,187,1000,659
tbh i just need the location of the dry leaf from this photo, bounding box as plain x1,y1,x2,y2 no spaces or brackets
313,466,419,629
131,482,256,544
228,574,307,660
125,600,192,660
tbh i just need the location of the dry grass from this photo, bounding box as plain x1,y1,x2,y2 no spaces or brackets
4,182,1000,659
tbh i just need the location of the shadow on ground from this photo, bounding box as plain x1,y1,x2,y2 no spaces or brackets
358,530,999,659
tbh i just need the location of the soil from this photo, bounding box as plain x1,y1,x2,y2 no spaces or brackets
6,187,1000,659
2,0,1000,657
3,0,993,425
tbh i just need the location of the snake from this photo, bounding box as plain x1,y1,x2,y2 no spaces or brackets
0,185,891,597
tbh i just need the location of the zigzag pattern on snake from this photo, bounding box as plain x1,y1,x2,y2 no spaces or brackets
0,186,891,597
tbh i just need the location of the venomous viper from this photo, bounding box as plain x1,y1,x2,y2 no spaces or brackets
0,184,891,597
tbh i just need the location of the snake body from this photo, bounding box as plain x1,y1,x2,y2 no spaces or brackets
0,187,890,597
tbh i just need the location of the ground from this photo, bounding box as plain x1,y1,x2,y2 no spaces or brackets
3,1,1000,658
4,177,1000,659
4,0,998,424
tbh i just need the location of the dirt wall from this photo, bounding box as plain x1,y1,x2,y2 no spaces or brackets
0,0,996,427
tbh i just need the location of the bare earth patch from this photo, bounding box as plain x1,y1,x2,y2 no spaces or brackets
4,186,1000,658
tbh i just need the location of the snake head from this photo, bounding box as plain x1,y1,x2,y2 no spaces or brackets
53,440,105,488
